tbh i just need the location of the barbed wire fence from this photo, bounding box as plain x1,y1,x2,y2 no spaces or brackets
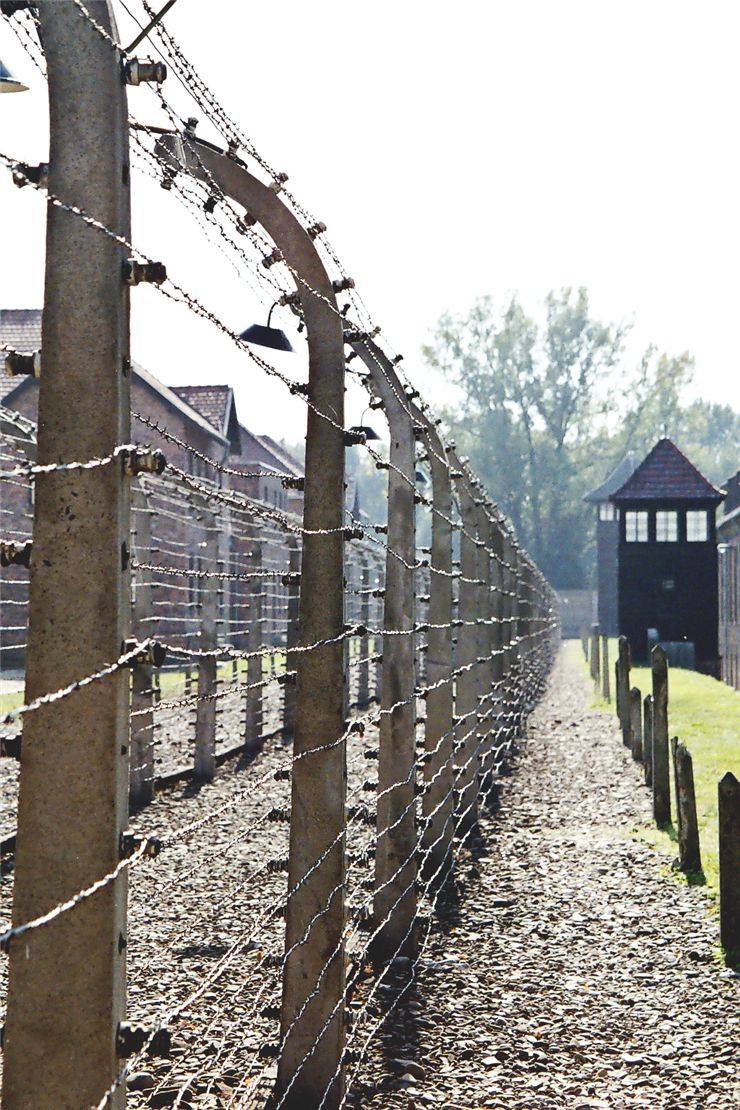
0,3,559,1108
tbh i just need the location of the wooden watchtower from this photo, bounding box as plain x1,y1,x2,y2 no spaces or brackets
611,437,725,674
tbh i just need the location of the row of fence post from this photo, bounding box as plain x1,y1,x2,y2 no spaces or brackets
585,626,740,967
0,7,559,1108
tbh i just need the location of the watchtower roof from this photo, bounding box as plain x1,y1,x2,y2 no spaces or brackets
611,437,725,503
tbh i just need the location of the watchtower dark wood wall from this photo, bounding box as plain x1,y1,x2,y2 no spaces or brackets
611,438,725,676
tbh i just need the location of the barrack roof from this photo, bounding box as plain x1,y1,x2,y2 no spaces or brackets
583,451,639,504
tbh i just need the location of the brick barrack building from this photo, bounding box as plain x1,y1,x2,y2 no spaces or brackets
0,308,304,666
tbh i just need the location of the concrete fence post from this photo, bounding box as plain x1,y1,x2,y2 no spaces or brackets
356,557,371,709
282,537,300,738
154,132,349,1104
350,339,417,963
486,519,505,793
643,693,654,787
671,738,701,873
245,540,264,750
194,503,218,781
651,645,671,827
502,534,517,746
3,4,131,1106
130,481,155,807
718,772,740,962
601,634,610,702
417,415,453,881
629,687,643,762
452,471,483,836
510,541,521,732
373,556,384,704
475,505,495,791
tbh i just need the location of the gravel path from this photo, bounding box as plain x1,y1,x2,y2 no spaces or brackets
355,647,740,1110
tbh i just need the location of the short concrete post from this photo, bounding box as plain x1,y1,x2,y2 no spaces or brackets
719,772,740,962
282,537,300,739
356,558,371,708
651,645,671,827
671,738,701,873
195,503,218,781
245,540,264,750
130,481,155,807
643,693,654,786
629,687,642,762
590,623,600,685
601,634,610,702
617,635,631,746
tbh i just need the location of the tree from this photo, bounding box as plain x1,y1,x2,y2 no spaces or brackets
424,288,625,587
424,289,738,590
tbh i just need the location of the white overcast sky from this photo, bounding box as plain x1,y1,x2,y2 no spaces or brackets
1,0,739,443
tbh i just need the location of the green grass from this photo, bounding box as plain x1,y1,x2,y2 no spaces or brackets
582,638,740,895
0,652,291,719
0,637,379,719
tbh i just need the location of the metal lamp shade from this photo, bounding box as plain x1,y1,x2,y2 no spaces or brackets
347,424,381,441
0,59,28,93
239,323,294,352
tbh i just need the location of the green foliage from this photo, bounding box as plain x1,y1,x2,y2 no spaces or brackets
424,289,738,588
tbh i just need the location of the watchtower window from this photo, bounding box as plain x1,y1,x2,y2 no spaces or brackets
686,510,708,542
598,503,615,521
655,510,678,542
625,510,648,542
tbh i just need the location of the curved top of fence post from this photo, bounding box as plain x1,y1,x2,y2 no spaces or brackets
347,332,413,443
155,132,348,1106
156,133,341,384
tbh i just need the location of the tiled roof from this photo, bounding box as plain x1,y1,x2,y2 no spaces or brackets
583,451,639,503
0,359,230,450
611,438,725,503
172,385,231,434
135,366,229,447
0,308,42,352
0,309,42,403
236,426,304,477
722,471,740,516
259,434,304,477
